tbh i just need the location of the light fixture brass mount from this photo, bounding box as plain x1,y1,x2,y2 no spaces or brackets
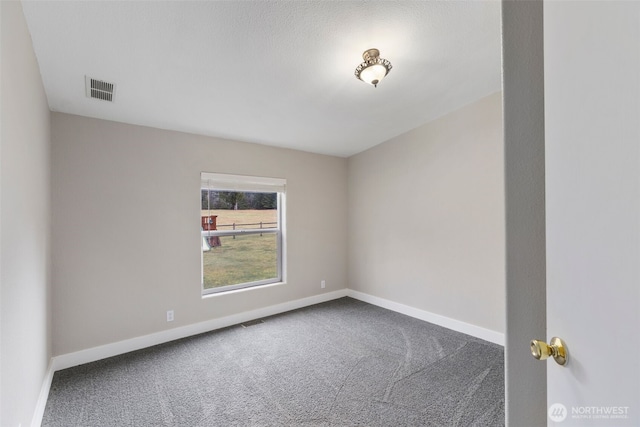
362,48,380,63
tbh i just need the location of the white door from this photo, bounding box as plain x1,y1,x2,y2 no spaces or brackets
544,1,640,426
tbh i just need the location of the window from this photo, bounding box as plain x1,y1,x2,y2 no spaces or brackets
200,172,285,295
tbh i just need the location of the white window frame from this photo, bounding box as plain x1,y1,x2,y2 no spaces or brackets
200,172,286,295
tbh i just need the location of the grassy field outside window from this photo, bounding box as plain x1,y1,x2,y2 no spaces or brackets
202,209,278,289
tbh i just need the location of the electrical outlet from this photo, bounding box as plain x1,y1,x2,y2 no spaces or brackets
321,280,326,289
166,310,174,322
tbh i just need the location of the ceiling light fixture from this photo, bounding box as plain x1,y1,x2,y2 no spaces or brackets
354,48,392,88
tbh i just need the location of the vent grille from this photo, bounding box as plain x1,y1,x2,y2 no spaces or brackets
240,319,265,328
85,76,115,102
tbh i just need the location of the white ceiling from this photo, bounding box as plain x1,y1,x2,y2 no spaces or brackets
22,0,502,158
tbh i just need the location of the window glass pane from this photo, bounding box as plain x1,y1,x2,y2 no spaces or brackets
202,233,278,289
200,177,283,294
200,191,278,231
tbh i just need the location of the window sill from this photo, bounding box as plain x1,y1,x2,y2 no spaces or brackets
201,281,286,299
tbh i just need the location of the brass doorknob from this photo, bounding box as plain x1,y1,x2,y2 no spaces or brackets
530,337,568,366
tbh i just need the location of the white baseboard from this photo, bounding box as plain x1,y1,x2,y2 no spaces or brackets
346,289,505,346
31,359,54,427
37,288,500,426
52,289,348,372
50,288,503,373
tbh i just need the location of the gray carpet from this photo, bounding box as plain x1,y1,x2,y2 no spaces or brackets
42,297,504,426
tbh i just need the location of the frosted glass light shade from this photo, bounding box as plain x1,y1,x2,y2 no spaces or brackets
359,64,388,86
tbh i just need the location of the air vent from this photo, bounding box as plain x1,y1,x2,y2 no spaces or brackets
240,319,265,328
85,76,115,102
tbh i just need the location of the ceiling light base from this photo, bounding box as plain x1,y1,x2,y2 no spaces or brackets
362,48,380,63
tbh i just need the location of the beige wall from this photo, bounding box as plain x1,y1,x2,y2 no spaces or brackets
347,92,505,334
51,113,348,355
1,2,52,426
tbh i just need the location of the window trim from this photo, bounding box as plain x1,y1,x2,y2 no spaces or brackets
200,173,285,296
